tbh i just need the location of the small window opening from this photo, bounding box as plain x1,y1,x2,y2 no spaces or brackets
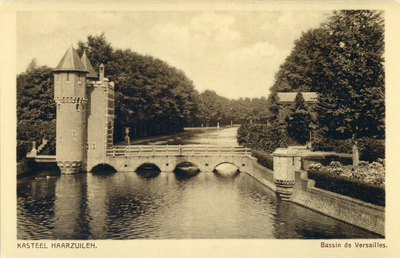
72,130,76,139
76,103,80,111
93,143,96,150
57,104,60,111
66,72,69,81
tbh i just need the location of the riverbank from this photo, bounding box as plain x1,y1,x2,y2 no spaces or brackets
116,125,239,146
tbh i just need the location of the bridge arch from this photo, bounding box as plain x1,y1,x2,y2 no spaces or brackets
90,163,117,173
213,162,240,177
135,162,161,172
135,162,161,178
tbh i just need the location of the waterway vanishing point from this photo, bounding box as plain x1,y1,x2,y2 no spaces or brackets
17,127,382,239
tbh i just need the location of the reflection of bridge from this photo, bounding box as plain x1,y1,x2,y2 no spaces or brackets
88,145,251,173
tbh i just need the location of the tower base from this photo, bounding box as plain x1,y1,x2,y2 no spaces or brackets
57,161,82,174
275,179,295,201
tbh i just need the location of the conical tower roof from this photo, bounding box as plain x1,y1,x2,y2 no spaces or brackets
81,50,98,79
54,45,88,73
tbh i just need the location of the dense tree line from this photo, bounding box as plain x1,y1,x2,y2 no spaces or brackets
270,10,384,141
76,34,199,141
195,90,269,127
239,10,385,158
17,34,270,160
17,60,56,160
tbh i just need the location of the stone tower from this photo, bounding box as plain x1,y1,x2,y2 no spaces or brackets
53,46,115,173
53,45,89,174
85,62,115,171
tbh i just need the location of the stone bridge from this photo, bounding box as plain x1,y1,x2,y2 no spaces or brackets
87,145,251,172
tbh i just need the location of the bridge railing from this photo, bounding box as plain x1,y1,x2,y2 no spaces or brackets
107,145,251,157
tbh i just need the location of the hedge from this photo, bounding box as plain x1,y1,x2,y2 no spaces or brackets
251,150,274,170
307,169,385,206
312,135,385,163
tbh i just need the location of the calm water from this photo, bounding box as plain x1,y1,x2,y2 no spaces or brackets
17,127,382,239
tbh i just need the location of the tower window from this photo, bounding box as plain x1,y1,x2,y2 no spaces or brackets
72,130,76,139
92,143,96,150
76,103,80,111
57,104,60,111
66,72,69,82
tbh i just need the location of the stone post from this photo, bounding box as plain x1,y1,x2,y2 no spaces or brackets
353,142,359,166
124,127,130,145
30,142,37,156
272,148,301,201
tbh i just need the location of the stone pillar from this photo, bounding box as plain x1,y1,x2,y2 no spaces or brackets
272,148,301,201
124,127,130,145
30,142,37,156
353,143,359,166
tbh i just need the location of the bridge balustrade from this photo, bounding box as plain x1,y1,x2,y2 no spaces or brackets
107,145,250,157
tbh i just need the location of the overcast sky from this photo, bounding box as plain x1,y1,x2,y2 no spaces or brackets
17,10,329,99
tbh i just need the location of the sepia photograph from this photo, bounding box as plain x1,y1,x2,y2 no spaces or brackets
1,1,400,258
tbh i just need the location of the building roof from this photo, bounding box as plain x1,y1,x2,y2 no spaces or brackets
54,45,88,73
277,92,318,103
80,50,98,79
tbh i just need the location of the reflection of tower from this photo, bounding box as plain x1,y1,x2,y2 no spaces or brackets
53,46,88,174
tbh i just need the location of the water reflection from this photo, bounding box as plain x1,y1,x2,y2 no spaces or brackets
17,171,382,239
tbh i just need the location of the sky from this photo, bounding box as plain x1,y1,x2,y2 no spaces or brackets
17,10,329,99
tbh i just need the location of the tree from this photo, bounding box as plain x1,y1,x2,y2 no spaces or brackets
270,28,329,93
77,33,114,76
316,10,385,140
268,10,384,141
285,92,313,144
17,61,56,160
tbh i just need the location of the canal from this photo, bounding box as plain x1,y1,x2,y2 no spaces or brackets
17,126,381,239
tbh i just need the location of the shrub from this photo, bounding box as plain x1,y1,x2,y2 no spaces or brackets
312,135,353,153
308,163,323,171
357,137,385,162
329,161,343,168
251,150,273,170
285,93,313,145
307,169,385,206
237,123,287,153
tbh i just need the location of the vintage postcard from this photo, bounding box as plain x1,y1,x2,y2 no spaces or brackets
1,1,399,257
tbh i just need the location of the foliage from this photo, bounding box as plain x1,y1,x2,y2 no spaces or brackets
269,10,385,152
76,35,200,142
357,137,385,162
308,160,385,187
251,150,274,170
312,131,354,153
312,131,384,162
237,123,287,153
76,33,114,76
307,168,385,206
316,10,385,140
270,28,329,93
285,92,313,144
17,61,56,160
